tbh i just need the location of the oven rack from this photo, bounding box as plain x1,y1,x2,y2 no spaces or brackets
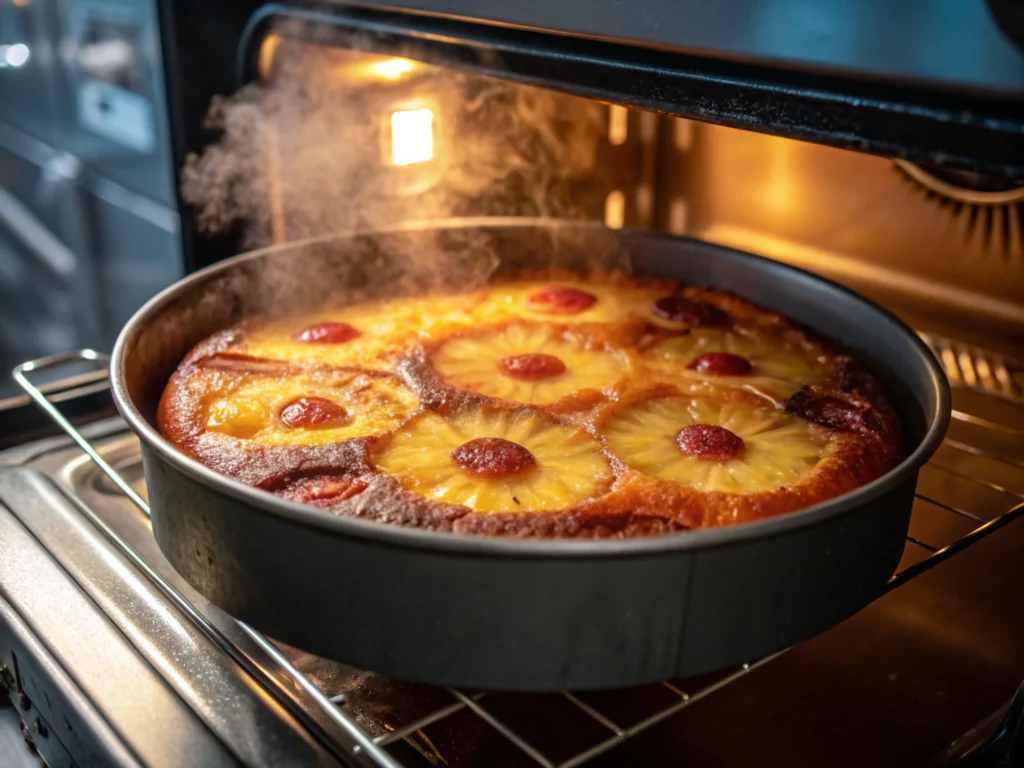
13,342,1024,768
921,332,1024,405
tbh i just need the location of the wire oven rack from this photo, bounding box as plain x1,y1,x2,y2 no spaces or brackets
12,334,1024,768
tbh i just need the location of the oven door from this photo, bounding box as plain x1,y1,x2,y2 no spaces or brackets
0,138,103,397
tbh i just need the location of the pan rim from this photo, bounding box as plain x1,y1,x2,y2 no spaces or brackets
112,217,951,558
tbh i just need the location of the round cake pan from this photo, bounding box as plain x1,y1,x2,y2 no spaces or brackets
111,219,950,690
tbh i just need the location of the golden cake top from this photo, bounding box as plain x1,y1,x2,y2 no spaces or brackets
158,271,903,538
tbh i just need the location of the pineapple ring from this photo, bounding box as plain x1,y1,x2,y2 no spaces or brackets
224,291,488,370
430,324,630,405
604,395,830,494
474,280,667,325
204,369,418,446
645,329,830,402
372,407,612,513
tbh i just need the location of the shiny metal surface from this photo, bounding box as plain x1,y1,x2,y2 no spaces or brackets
0,488,235,767
922,333,1024,405
669,123,1024,353
0,467,341,767
0,595,142,768
344,0,1024,97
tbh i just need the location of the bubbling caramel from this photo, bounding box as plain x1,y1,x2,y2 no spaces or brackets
652,296,729,327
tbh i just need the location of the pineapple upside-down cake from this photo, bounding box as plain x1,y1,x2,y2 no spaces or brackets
158,272,903,538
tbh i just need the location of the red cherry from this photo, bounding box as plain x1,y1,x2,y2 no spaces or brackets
652,296,729,327
785,393,867,432
451,437,536,478
526,285,597,315
279,397,351,429
497,354,567,381
284,477,369,506
687,352,753,376
295,322,361,344
676,424,745,461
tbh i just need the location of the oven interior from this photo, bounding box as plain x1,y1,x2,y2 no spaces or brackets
1,5,1023,768
185,16,1024,354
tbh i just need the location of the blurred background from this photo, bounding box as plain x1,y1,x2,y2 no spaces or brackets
0,0,179,400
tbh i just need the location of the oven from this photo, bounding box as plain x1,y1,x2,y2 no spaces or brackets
1,2,1023,767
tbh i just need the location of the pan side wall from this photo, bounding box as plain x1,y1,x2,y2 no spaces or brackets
143,442,914,690
116,222,943,690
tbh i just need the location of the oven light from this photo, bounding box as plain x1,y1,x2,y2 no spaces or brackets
605,190,625,229
374,58,416,79
258,34,280,80
0,43,30,69
608,105,628,146
391,108,434,166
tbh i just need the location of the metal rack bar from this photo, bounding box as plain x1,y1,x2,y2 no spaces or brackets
921,334,1023,404
904,535,939,552
374,699,475,746
453,690,556,768
554,657,776,768
950,410,1021,432
943,438,1024,470
563,692,624,735
13,350,400,768
913,493,984,522
927,462,1024,499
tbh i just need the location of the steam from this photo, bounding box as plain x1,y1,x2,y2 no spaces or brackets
181,28,618,283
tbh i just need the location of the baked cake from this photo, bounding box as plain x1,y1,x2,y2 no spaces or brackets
158,273,903,538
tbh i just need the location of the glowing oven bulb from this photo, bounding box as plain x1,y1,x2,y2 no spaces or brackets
374,58,415,79
390,108,434,166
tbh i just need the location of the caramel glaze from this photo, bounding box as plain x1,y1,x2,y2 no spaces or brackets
158,271,904,539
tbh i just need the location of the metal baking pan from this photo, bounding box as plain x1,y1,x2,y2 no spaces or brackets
110,219,950,691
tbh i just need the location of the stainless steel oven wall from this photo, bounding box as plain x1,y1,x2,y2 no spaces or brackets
0,0,180,401
652,121,1024,353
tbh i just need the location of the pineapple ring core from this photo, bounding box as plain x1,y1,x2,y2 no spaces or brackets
431,324,628,405
373,407,612,513
204,370,418,446
645,329,830,401
605,395,830,494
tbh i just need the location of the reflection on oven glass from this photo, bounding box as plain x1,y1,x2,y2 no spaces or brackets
0,43,30,68
181,40,622,248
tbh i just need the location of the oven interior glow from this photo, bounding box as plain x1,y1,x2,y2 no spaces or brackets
374,58,415,79
390,108,434,166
